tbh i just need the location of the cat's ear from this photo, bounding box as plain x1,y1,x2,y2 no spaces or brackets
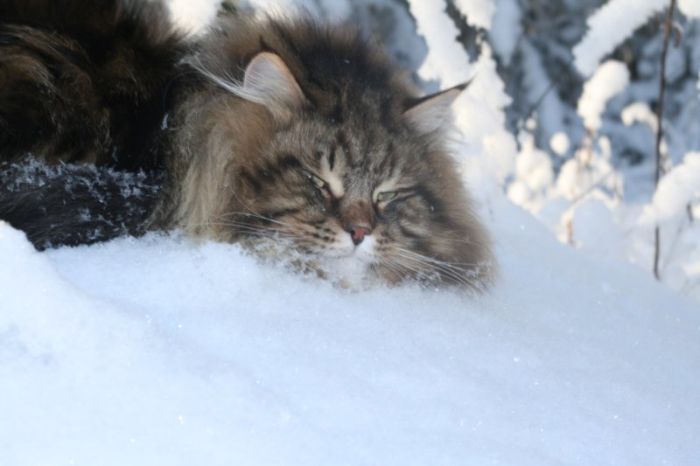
403,80,472,134
241,52,306,120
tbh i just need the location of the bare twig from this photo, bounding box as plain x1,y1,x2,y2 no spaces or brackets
653,0,677,280
568,168,616,207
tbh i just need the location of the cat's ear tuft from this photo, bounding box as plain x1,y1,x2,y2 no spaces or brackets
403,80,472,135
241,52,306,119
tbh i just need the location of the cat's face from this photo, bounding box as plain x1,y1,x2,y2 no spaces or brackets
189,50,493,289
228,110,492,289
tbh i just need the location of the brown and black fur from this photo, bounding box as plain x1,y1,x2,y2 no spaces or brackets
0,0,184,167
0,0,183,247
0,0,495,289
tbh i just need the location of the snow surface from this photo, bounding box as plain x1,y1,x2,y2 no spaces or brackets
2,192,700,465
2,1,700,464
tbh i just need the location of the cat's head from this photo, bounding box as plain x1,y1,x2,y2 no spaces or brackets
177,20,494,289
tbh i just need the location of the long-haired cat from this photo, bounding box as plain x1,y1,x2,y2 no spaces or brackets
0,0,495,289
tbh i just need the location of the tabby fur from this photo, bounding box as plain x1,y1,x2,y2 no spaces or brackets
0,0,495,289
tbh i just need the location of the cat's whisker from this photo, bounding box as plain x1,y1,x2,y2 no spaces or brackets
376,257,422,283
377,257,410,276
219,210,297,229
395,247,481,268
177,220,300,243
390,250,474,287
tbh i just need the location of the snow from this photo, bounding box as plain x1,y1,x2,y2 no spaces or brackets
573,0,666,75
520,38,568,145
679,0,700,19
508,132,554,209
489,0,521,65
455,44,518,186
2,189,700,465
406,0,518,188
244,0,318,20
641,152,700,225
406,0,474,88
454,0,495,30
550,132,571,156
568,196,626,259
168,0,218,34
577,60,630,133
621,102,658,133
2,1,700,464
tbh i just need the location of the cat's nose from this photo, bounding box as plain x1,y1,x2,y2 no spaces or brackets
348,225,370,246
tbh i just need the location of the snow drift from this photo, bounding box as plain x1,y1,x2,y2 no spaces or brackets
2,194,699,465
2,1,699,464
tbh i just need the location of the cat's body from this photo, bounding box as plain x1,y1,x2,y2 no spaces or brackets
0,0,495,289
0,0,183,167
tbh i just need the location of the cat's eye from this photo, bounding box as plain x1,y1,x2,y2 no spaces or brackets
376,191,398,203
305,171,332,197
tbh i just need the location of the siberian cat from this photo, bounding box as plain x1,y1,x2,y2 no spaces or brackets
0,0,494,289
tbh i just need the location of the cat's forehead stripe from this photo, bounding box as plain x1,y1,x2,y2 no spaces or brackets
320,155,345,197
373,176,401,196
328,143,336,171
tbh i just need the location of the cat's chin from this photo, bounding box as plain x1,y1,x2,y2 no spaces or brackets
317,235,382,289
239,235,376,289
316,254,376,291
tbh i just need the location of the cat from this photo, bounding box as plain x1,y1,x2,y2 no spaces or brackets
0,0,495,289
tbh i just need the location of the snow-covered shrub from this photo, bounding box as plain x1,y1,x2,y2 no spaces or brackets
436,0,699,299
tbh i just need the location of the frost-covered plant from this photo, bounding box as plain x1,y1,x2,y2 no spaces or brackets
436,0,699,297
